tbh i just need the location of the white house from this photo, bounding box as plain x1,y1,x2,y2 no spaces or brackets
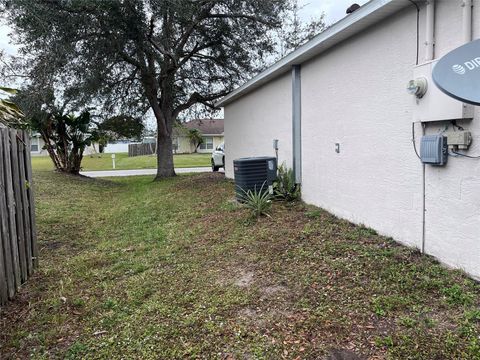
217,0,480,279
30,133,102,156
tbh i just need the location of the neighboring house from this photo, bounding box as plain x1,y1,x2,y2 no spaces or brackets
216,1,480,279
30,133,43,155
173,119,224,154
30,133,102,156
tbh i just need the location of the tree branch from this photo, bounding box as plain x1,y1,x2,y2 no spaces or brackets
172,89,230,119
207,13,276,26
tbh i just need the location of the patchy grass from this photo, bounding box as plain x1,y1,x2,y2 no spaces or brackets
0,172,479,359
31,153,211,171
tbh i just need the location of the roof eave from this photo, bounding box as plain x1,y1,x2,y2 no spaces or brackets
215,0,412,108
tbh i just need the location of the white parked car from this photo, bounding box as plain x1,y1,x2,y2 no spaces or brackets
211,143,225,172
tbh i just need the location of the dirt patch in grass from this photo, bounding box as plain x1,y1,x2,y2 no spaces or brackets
234,270,255,287
261,284,288,297
1,172,479,359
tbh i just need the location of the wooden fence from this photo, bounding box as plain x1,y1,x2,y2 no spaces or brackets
0,127,38,305
128,143,156,157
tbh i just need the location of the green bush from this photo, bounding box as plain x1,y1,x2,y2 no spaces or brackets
274,163,300,201
239,182,272,218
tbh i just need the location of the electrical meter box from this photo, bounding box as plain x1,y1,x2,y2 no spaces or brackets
412,61,473,122
420,135,448,165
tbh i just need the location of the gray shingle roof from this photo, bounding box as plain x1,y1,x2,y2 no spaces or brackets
182,119,224,135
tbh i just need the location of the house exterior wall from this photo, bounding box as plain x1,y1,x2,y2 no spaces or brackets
303,3,480,279
31,136,100,156
30,136,45,156
224,72,292,178
301,7,422,250
421,1,480,278
223,1,480,279
174,135,224,154
175,136,194,154
213,136,223,150
197,135,224,154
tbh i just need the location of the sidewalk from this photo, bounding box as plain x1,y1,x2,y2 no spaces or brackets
80,167,222,178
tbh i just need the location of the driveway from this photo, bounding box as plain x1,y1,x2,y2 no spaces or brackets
80,167,223,178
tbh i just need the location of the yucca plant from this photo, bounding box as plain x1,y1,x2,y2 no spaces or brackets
274,163,301,201
238,182,272,218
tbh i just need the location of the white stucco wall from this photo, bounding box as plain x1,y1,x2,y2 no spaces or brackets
421,1,480,279
303,2,480,279
224,72,292,178
223,1,480,279
301,6,424,249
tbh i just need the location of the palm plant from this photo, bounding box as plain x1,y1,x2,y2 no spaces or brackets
29,110,96,174
239,182,272,218
187,129,204,153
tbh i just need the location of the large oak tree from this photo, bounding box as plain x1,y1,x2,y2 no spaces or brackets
4,0,287,178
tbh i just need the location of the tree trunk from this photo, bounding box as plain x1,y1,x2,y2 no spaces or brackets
155,132,176,179
42,134,62,170
143,68,176,179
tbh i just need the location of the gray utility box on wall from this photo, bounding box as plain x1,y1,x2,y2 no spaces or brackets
420,135,448,165
233,157,277,201
412,61,474,122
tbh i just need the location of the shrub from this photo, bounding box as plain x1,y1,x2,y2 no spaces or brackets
274,163,300,201
239,182,272,218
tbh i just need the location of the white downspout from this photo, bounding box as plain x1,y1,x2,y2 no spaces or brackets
462,0,473,43
425,0,435,61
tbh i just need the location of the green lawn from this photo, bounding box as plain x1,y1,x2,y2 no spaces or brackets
31,153,211,171
0,171,479,359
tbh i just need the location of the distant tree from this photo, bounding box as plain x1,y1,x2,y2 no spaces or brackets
90,130,109,154
13,86,96,174
187,129,204,153
98,115,144,142
277,0,327,57
30,110,96,174
4,0,288,179
92,114,144,153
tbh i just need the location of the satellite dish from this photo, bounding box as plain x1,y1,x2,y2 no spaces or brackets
432,39,480,106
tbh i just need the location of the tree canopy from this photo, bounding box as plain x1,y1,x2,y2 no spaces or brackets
97,115,144,141
277,0,327,58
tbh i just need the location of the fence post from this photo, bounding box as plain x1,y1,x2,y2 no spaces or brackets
22,132,38,268
0,128,38,305
128,143,156,157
